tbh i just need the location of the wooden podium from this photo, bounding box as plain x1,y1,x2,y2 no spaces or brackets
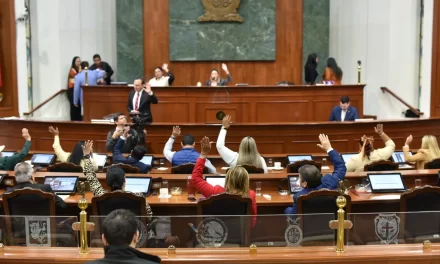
82,85,365,123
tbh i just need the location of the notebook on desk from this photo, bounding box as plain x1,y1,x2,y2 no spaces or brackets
93,154,108,168
392,151,413,169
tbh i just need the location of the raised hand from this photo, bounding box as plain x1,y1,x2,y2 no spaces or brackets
374,124,384,135
83,140,93,156
317,134,332,152
221,63,229,73
200,136,212,157
144,83,152,94
172,126,181,138
162,63,169,72
222,115,232,129
22,128,31,141
48,126,59,136
112,127,124,139
123,126,131,139
405,135,413,146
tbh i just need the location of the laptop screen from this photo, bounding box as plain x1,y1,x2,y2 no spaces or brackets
93,154,108,167
139,156,153,166
44,176,79,193
341,153,358,163
31,154,55,166
368,173,406,192
287,155,313,164
205,176,226,188
392,151,412,163
125,177,152,195
0,174,5,184
1,151,15,157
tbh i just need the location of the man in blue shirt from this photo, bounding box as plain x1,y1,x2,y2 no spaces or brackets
285,134,347,215
73,61,105,114
113,127,151,173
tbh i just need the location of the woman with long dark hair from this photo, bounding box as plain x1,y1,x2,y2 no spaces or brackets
323,57,343,85
304,53,318,85
67,56,82,121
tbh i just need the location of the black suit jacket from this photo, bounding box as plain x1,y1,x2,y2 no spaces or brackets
127,90,159,122
89,61,114,85
6,182,68,211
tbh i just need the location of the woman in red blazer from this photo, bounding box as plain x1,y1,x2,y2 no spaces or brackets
191,137,257,227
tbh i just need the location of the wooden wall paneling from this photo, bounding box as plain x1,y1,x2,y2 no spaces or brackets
0,0,19,117
143,0,303,86
431,0,440,117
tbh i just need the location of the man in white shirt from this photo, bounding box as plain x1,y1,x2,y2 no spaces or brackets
148,63,175,87
127,80,158,123
163,126,217,173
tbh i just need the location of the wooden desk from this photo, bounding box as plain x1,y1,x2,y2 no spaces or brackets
82,85,365,123
1,244,440,264
1,118,439,155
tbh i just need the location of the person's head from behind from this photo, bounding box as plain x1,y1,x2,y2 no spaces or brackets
101,209,138,248
327,57,343,79
225,166,249,197
299,164,321,189
305,53,318,67
421,135,440,156
359,135,374,158
71,56,81,71
93,54,101,66
181,134,195,148
113,113,127,126
106,166,126,191
340,96,350,111
68,141,85,165
14,162,33,183
80,61,89,70
133,78,143,93
154,67,163,79
131,146,146,161
210,69,219,82
236,136,263,168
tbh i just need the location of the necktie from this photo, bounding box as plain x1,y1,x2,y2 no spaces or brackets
135,92,140,111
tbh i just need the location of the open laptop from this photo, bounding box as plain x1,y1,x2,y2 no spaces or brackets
31,154,56,166
367,173,406,193
139,155,154,167
341,153,358,163
1,151,15,157
93,154,108,168
125,177,153,196
205,176,226,188
287,175,303,194
287,155,313,164
43,176,79,195
0,174,5,184
392,151,413,169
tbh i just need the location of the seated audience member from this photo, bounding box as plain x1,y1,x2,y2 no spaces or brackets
403,135,440,169
49,126,98,171
323,57,343,85
163,126,216,173
304,53,319,85
6,162,67,211
345,124,395,172
328,96,359,122
113,128,151,173
192,137,257,226
86,209,161,264
106,113,140,153
73,61,105,115
285,134,346,215
0,128,31,170
205,63,232,86
216,115,268,173
148,63,175,87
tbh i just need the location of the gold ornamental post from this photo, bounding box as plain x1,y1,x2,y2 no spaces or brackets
84,67,89,86
329,196,353,253
357,61,362,85
72,197,95,254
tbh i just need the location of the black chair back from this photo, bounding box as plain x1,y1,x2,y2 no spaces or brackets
424,158,440,169
103,164,140,173
171,163,209,174
364,160,398,171
226,165,264,174
47,162,83,172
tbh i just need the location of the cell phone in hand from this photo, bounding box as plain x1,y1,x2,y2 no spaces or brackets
187,197,197,202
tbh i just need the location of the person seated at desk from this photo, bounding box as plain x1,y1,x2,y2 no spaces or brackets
345,124,395,172
205,63,232,86
192,137,257,227
304,53,319,85
113,128,151,173
148,63,175,87
323,57,343,85
106,113,141,153
6,162,67,212
127,80,158,123
163,126,216,173
329,96,359,122
86,209,161,264
0,128,31,171
285,134,346,215
216,115,268,173
403,135,440,169
49,126,98,171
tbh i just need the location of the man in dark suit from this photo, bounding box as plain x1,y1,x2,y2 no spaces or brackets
89,54,114,85
127,79,159,123
6,162,67,212
328,95,359,122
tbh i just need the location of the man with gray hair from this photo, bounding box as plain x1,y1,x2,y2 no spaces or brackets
6,162,67,211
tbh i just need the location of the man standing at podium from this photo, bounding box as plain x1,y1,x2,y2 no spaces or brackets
127,79,159,123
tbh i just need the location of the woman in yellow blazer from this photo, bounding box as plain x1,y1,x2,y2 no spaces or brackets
403,135,440,169
49,126,98,171
323,57,343,85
